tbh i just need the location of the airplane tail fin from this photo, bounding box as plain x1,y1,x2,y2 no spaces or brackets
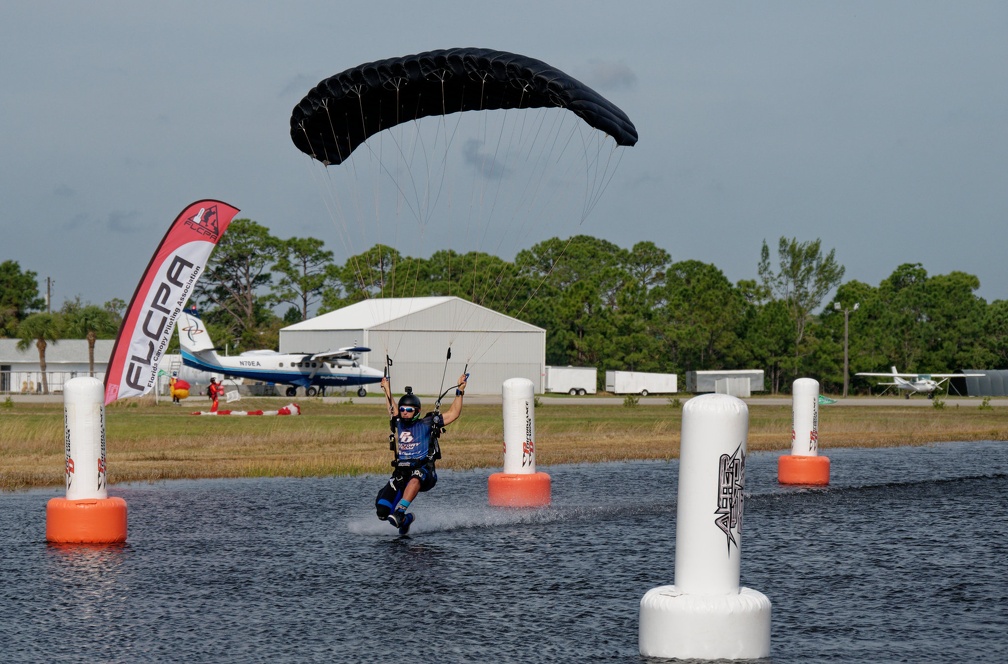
179,308,216,354
891,366,899,375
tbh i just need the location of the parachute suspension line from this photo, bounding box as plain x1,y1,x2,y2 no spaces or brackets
574,131,624,223
452,106,534,360
297,126,346,250
467,109,528,314
324,95,385,304
471,111,575,323
318,93,402,365
294,49,637,379
354,108,423,228
391,85,419,306
442,107,591,367
582,142,626,223
457,83,489,307
435,353,467,411
343,87,417,333
299,119,385,318
305,153,383,326
458,100,518,340
435,347,452,410
324,96,349,166
468,233,583,368
466,99,513,301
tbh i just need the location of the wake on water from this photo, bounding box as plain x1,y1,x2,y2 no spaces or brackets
345,471,1008,537
347,505,558,537
345,445,1008,538
345,499,667,537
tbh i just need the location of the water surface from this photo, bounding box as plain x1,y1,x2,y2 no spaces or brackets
2,441,1007,662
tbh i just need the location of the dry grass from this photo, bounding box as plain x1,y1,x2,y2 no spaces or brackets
3,397,1007,491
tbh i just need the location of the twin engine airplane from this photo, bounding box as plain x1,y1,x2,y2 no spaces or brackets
855,366,982,399
178,309,382,397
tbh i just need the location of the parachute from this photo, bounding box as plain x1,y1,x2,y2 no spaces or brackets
289,48,637,392
290,47,637,165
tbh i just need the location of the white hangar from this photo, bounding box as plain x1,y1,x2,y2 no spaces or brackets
0,339,114,394
279,296,545,397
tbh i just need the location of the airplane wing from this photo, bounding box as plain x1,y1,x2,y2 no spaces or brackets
855,372,919,378
308,346,371,362
926,373,985,378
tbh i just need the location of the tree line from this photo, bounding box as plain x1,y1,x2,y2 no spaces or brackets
4,220,1006,394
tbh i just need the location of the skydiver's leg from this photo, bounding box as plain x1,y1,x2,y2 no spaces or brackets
402,477,421,503
386,476,418,532
375,475,403,520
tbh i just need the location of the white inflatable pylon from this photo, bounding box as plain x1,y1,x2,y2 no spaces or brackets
778,377,831,485
488,378,550,507
46,377,128,544
639,393,771,659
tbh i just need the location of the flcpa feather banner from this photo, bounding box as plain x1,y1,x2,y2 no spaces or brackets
103,200,239,404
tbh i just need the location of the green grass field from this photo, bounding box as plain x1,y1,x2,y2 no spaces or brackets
3,396,1007,491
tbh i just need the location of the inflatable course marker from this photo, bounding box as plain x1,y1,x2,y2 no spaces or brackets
191,403,301,416
778,378,831,485
46,377,128,544
488,378,550,507
639,394,771,660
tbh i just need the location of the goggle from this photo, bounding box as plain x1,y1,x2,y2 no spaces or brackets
399,406,416,413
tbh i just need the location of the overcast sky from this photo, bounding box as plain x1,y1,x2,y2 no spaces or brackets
3,1,1006,311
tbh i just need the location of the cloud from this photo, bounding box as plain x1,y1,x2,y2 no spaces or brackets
280,73,323,101
583,60,637,91
63,212,89,231
462,138,511,181
107,210,143,233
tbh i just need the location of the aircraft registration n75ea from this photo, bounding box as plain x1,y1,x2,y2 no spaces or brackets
855,366,983,399
178,308,382,397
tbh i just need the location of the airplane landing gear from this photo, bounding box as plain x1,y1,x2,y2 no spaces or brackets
286,386,298,397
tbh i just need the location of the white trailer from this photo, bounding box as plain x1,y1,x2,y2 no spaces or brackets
544,366,597,395
605,370,678,396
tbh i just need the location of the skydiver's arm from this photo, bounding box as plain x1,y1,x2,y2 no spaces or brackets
380,377,395,417
442,373,468,425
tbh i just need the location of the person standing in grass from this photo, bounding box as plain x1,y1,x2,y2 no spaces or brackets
207,377,225,413
375,373,468,536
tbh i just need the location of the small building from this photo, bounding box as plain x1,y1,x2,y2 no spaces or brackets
685,370,766,395
0,339,114,394
280,296,545,396
0,340,223,398
953,370,1008,397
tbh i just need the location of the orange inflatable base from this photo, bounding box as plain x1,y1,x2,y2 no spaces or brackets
46,496,128,544
778,454,831,486
488,472,551,507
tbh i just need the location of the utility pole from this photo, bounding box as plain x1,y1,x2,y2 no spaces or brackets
834,302,859,397
46,276,54,313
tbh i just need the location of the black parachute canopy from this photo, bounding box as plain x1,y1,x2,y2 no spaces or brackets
290,47,638,165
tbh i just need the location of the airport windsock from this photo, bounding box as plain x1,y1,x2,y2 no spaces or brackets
103,200,240,405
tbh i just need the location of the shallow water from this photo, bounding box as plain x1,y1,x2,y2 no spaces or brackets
2,441,1007,662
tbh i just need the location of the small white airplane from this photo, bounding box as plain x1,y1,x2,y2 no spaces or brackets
855,366,983,399
177,308,382,397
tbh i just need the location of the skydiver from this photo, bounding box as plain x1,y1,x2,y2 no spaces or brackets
375,372,468,536
207,377,224,412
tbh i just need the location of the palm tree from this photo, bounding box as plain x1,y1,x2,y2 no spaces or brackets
63,305,119,376
16,313,62,395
